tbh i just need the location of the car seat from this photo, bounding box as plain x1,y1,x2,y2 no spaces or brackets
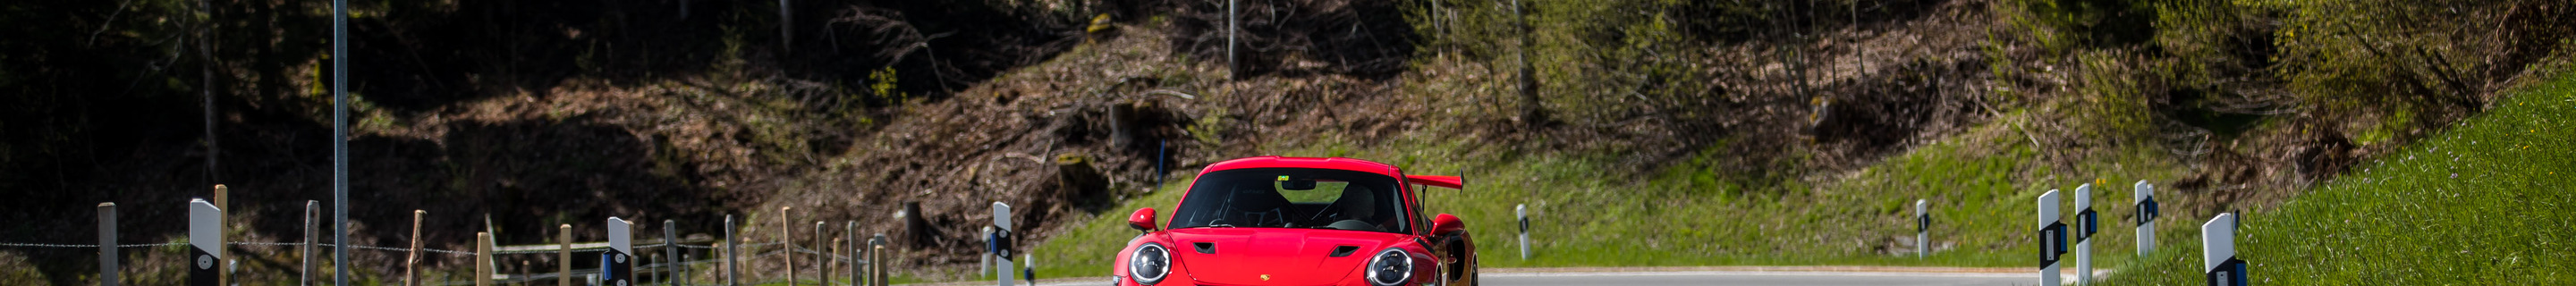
1225,181,1292,226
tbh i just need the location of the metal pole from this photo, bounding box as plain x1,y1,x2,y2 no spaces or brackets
724,215,738,286
979,226,991,277
99,203,118,286
304,201,317,286
845,221,857,286
332,0,351,280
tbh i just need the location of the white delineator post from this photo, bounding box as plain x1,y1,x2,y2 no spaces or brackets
190,199,223,286
2135,181,2157,255
2037,190,2065,286
1915,199,1928,259
2075,183,2097,285
2204,214,2247,286
606,217,635,286
1516,204,1530,260
994,202,1014,286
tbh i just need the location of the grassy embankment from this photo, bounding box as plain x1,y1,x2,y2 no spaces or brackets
1017,0,2193,279
1023,119,2195,279
2100,72,2576,284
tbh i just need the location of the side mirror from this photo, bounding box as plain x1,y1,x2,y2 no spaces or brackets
1129,207,1158,232
1431,214,1465,236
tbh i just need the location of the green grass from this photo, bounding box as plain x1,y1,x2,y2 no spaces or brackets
1022,113,2199,280
2101,73,2576,284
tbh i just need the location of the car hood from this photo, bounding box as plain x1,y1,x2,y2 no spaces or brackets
1163,228,1411,285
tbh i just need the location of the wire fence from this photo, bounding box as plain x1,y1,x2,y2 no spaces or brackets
5,239,883,286
13,196,926,286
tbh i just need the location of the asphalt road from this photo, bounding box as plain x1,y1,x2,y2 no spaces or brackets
1003,268,2071,286
1478,271,2054,286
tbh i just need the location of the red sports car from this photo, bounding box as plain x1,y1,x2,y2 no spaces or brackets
1113,156,1478,286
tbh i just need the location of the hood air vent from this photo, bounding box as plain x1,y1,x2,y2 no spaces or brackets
1328,245,1361,257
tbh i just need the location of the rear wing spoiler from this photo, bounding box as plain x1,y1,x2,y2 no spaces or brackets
1405,175,1464,189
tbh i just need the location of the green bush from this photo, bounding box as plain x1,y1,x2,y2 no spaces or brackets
2255,0,2572,124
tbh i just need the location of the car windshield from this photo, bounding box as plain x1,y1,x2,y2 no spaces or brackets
1169,168,1408,233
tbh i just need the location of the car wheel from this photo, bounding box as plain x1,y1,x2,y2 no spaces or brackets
1467,259,1481,286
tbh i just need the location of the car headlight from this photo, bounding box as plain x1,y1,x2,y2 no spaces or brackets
1365,248,1412,286
1129,243,1172,285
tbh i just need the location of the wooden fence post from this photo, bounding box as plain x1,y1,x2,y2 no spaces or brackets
869,235,885,286
779,206,792,285
845,221,857,286
814,222,826,286
98,203,117,286
477,231,492,286
827,237,841,286
559,223,572,286
213,185,229,286
408,210,424,286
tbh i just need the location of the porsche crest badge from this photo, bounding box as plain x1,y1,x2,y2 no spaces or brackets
1259,274,1272,281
